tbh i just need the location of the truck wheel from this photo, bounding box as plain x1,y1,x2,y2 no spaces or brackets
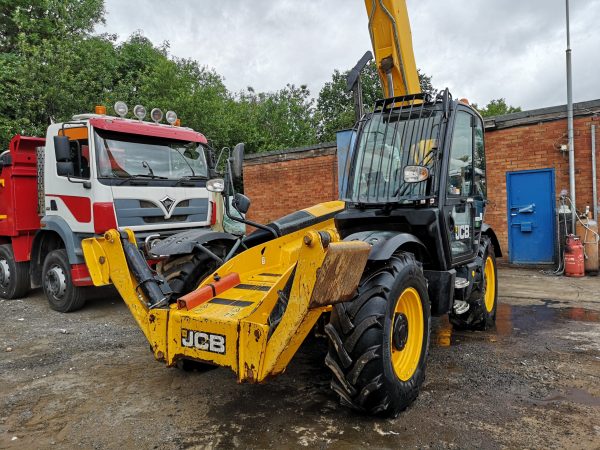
0,244,30,299
325,252,431,417
158,252,220,299
42,249,86,312
450,236,498,330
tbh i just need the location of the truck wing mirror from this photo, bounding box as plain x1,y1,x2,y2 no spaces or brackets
233,192,251,215
54,136,72,162
56,162,75,177
231,143,245,179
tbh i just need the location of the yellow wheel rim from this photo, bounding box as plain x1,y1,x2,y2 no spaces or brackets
484,256,496,313
391,287,424,381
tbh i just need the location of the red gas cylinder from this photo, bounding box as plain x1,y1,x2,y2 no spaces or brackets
565,235,585,277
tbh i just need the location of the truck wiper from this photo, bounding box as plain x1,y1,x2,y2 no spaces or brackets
116,174,169,185
174,175,207,186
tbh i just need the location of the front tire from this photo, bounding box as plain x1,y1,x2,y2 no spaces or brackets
158,249,223,300
325,252,431,417
450,236,498,330
0,244,30,299
42,249,86,312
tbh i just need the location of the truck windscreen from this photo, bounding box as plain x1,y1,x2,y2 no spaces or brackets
94,129,208,180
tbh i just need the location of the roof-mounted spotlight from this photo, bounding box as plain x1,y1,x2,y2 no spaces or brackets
114,101,128,118
166,110,177,125
133,104,146,121
151,108,163,123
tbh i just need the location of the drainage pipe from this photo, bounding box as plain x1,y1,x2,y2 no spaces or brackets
593,124,598,222
566,0,577,228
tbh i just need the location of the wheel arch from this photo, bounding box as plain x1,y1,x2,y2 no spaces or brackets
31,216,85,286
343,231,430,263
481,224,502,257
150,229,238,257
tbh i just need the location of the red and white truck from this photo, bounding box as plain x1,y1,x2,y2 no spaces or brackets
0,103,236,312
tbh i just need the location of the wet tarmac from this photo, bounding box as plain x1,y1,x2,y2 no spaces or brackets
1,270,600,449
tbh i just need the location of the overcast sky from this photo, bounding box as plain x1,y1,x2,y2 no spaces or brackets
98,0,600,111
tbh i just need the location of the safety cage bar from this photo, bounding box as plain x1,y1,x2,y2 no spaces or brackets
343,92,444,205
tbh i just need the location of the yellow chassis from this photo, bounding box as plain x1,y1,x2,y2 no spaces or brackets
82,201,370,382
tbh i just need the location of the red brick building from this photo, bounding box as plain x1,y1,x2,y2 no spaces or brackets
244,99,600,262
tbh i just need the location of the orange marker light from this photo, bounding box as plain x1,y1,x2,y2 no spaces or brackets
95,105,107,115
459,98,470,105
175,118,181,127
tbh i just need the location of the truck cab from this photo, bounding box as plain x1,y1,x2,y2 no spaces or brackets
0,103,223,312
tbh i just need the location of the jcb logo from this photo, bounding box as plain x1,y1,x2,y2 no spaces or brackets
181,329,226,354
455,225,470,240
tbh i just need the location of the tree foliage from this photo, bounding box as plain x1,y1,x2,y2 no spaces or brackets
474,98,522,117
0,0,440,155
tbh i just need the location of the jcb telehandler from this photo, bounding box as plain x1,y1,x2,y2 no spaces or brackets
81,0,501,417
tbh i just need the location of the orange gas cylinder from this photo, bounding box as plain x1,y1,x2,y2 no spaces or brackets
564,235,585,277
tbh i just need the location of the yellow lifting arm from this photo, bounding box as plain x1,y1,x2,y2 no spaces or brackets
365,0,421,97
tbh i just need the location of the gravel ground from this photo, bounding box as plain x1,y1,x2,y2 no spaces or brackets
1,269,599,449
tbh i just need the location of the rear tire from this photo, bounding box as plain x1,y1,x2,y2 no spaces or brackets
325,252,431,417
449,236,498,330
0,244,30,299
42,249,86,312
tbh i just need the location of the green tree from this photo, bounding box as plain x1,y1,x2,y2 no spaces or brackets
314,62,435,142
474,98,521,117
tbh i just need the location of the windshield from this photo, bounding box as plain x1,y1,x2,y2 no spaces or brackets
344,104,442,204
94,129,208,179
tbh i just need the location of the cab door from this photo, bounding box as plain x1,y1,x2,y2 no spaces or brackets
443,108,479,265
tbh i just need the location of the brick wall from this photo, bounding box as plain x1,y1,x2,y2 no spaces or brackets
244,100,600,260
244,143,338,225
485,115,600,254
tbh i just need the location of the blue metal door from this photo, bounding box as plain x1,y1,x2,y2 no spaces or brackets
507,169,556,264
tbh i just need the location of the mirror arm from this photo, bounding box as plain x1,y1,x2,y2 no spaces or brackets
67,176,91,189
222,172,278,238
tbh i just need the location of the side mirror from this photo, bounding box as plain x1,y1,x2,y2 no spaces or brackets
56,162,75,177
54,136,72,162
233,192,251,215
231,143,245,179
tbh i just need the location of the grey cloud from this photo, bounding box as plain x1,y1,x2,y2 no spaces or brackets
98,0,600,110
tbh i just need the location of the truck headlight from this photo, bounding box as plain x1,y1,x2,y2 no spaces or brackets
207,178,225,192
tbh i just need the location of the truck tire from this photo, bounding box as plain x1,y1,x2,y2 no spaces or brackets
158,252,219,300
449,236,498,330
0,244,30,299
42,249,86,312
325,252,431,417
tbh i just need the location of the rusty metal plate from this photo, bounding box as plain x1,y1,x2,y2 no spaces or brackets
309,241,371,308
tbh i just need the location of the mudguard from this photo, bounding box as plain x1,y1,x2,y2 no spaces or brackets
343,230,429,262
149,228,238,257
481,223,502,257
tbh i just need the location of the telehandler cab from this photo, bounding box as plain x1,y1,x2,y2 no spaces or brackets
81,0,501,417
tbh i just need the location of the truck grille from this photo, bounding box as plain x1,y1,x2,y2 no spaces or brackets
114,198,209,227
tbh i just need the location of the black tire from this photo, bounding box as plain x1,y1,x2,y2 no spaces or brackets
42,249,86,312
157,251,221,300
325,252,431,417
449,236,498,330
0,244,30,299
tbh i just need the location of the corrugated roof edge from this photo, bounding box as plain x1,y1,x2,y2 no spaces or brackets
244,141,336,165
484,98,600,130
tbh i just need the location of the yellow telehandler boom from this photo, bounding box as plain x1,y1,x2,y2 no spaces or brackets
365,0,421,97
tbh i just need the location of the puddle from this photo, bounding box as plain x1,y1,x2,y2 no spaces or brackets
533,388,600,408
432,302,600,348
